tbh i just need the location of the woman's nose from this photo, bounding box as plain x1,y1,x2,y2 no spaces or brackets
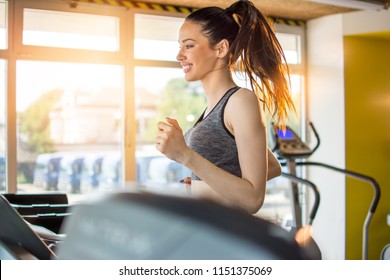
176,48,184,61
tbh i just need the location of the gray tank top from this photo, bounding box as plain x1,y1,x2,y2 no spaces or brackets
184,86,241,180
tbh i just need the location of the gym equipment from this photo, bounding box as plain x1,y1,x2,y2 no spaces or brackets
272,122,381,260
3,193,71,234
272,123,320,229
56,191,312,260
0,189,314,260
271,123,321,259
0,194,58,260
381,244,390,260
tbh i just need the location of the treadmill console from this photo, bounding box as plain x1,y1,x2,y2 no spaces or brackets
273,126,312,158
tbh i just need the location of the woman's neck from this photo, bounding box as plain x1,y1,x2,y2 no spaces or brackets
201,70,236,109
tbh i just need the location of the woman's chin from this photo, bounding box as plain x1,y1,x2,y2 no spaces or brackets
184,77,194,82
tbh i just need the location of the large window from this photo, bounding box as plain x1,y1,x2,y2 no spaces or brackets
0,0,6,49
0,59,5,193
23,8,119,51
278,33,302,64
0,1,6,193
16,61,122,201
277,31,305,132
3,1,128,202
134,14,183,61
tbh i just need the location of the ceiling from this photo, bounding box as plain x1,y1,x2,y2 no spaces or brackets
136,0,389,21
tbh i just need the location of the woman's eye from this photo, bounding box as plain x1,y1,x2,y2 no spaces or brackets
178,43,194,50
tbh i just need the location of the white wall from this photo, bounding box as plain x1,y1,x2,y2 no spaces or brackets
306,14,346,260
342,9,390,35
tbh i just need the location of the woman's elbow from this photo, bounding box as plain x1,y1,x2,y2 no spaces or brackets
267,161,282,181
246,194,265,214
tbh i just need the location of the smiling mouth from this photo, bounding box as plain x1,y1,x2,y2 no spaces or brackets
182,64,192,73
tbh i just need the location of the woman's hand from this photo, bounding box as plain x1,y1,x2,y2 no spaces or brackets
155,117,190,164
180,176,192,193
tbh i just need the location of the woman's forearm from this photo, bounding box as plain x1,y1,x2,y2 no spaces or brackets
267,148,282,180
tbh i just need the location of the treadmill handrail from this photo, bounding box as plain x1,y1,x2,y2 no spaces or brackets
308,122,320,155
296,161,381,260
281,172,320,225
296,161,380,213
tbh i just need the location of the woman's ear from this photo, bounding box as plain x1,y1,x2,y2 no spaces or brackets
215,39,230,58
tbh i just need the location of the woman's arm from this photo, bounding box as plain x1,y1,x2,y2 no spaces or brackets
182,148,281,209
267,147,282,180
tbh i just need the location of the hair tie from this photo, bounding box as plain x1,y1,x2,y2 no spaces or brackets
225,7,233,16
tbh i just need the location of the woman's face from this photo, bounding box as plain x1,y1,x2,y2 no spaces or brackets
176,20,221,82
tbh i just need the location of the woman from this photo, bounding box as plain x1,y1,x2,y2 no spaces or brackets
155,0,295,214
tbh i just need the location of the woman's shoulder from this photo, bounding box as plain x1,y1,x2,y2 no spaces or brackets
229,87,260,108
224,87,264,133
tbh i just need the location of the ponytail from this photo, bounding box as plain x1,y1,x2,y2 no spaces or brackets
227,0,295,128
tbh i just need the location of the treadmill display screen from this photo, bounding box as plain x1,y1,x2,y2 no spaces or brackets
277,129,295,140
